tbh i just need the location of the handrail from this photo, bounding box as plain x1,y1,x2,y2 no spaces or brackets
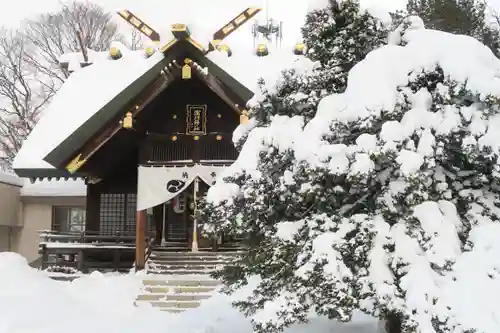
145,235,156,262
133,232,155,271
39,231,156,273
39,230,138,245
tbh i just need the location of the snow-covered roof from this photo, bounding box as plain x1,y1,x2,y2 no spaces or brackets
0,171,86,196
13,22,306,172
0,172,24,187
20,179,86,197
13,48,165,171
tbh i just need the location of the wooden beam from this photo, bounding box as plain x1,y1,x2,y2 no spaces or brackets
192,65,241,114
208,7,262,52
159,39,177,53
186,37,206,53
116,9,160,42
171,23,190,40
135,209,146,270
64,70,176,173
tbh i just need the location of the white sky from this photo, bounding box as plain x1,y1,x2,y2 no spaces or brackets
0,0,499,37
0,0,310,47
0,0,406,29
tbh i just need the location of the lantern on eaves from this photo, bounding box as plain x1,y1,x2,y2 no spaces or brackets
182,58,192,80
121,112,133,129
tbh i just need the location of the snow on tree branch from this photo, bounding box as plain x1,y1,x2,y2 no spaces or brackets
202,11,500,333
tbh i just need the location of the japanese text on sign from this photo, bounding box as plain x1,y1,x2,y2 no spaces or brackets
186,105,207,135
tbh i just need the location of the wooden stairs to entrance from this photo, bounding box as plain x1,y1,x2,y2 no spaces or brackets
134,249,241,313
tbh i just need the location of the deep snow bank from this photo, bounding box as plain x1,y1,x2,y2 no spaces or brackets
0,253,378,333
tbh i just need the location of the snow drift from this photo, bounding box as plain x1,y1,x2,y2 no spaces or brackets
0,253,378,333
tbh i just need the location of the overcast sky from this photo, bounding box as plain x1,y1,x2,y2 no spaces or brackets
0,0,405,28
0,0,499,31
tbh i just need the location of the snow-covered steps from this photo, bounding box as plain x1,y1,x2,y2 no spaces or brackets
148,251,242,261
135,250,241,313
142,279,220,287
48,275,80,282
146,250,241,275
134,278,220,313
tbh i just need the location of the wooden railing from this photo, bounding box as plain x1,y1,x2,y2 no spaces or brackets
144,236,156,263
139,133,238,164
40,230,137,244
38,230,154,274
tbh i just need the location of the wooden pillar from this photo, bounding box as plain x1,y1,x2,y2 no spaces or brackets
153,204,163,246
191,177,199,252
85,183,101,231
135,210,146,270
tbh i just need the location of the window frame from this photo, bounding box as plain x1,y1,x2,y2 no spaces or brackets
51,206,86,233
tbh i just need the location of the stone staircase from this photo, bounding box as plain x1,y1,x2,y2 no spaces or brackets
147,250,241,275
134,250,240,313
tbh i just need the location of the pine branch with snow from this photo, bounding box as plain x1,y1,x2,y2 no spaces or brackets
232,0,389,151
303,0,388,74
204,15,500,333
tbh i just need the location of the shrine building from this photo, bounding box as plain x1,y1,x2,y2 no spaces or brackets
12,8,301,270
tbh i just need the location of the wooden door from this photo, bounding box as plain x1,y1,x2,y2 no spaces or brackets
166,193,189,242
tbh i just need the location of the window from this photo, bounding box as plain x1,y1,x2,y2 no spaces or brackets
99,194,126,235
52,207,86,233
99,193,155,235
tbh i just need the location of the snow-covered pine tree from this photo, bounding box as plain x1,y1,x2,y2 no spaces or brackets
203,15,500,333
404,0,500,57
231,0,388,150
201,0,390,247
199,0,392,331
303,0,388,73
200,0,389,242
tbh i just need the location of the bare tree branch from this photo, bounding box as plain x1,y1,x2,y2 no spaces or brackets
23,0,122,83
0,28,46,170
0,1,124,170
128,28,144,50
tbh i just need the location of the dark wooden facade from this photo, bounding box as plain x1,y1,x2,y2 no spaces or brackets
15,28,254,269
83,75,240,245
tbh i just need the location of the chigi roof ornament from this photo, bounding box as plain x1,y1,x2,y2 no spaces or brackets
116,7,263,57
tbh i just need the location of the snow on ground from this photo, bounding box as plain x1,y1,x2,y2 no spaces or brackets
0,253,380,333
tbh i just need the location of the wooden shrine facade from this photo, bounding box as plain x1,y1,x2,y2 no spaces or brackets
15,23,255,270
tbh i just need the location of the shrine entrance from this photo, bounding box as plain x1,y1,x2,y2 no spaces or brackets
155,194,189,244
154,181,208,246
139,165,220,250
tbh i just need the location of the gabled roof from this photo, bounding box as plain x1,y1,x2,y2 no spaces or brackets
13,23,306,178
44,37,255,171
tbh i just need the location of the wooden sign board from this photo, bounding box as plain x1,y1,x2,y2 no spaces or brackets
186,105,207,135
